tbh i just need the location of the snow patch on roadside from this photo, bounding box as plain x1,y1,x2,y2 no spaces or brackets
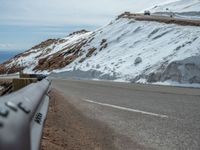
153,80,200,89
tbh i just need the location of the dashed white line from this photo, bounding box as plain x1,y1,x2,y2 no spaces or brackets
83,99,169,118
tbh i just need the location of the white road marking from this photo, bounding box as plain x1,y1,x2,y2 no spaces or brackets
83,99,169,118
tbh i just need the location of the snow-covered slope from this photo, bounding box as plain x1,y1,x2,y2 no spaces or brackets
151,0,200,12
151,0,200,20
1,13,200,85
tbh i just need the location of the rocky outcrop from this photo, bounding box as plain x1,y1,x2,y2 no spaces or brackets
34,54,78,71
31,39,59,50
69,29,89,36
33,38,88,71
147,56,200,84
134,57,142,65
0,65,7,74
0,64,24,74
86,47,97,57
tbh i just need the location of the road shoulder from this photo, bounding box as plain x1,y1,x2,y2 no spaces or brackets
41,88,116,150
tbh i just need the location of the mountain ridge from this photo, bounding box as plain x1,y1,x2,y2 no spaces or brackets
1,8,200,85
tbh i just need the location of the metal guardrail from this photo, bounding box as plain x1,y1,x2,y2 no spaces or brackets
0,73,20,79
0,79,51,150
0,83,12,96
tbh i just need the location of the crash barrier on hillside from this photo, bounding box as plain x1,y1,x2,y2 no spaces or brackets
0,79,51,150
0,83,12,96
20,73,47,81
12,78,38,92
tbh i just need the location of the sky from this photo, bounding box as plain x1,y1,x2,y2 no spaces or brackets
0,0,176,52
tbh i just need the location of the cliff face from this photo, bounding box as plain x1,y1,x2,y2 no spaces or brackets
1,12,200,85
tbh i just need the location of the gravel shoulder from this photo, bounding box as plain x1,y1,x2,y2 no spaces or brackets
41,89,116,150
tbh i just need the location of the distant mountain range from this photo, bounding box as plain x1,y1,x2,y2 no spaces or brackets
0,51,21,63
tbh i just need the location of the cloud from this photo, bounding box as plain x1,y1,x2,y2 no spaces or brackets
0,0,176,26
0,0,178,51
0,43,12,49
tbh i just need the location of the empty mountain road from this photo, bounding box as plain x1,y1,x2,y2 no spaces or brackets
42,79,200,150
119,13,200,26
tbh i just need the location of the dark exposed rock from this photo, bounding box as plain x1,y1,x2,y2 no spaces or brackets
161,62,182,82
0,65,7,74
33,39,88,71
147,72,161,83
117,12,132,20
31,39,59,50
100,39,107,46
100,43,108,51
69,30,89,36
0,65,24,75
189,76,200,84
86,48,97,57
134,57,142,65
146,56,200,84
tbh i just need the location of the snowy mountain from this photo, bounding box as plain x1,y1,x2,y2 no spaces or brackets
0,12,200,85
151,0,200,13
151,0,200,20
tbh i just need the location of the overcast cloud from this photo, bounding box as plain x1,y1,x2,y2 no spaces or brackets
0,43,11,49
0,0,176,51
0,0,176,26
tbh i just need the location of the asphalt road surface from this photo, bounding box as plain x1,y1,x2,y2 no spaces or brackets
121,13,200,27
51,79,200,150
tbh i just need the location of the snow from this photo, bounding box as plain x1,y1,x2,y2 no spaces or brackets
150,0,200,20
4,9,200,87
151,0,200,12
142,0,179,12
153,80,200,89
48,32,92,56
54,18,200,82
135,78,200,88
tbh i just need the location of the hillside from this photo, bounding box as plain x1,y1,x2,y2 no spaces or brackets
151,0,200,12
151,0,200,20
0,12,200,85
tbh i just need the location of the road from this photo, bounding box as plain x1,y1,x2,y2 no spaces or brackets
50,79,200,150
120,13,200,27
